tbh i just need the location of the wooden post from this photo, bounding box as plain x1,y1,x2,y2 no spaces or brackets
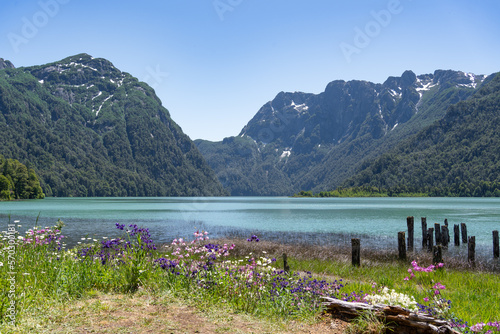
493,230,499,258
468,236,475,266
421,217,427,248
398,231,406,260
441,225,449,248
427,228,434,252
407,216,414,252
433,245,443,264
454,224,460,246
283,253,290,272
461,223,467,244
444,219,450,245
351,238,360,267
434,223,441,245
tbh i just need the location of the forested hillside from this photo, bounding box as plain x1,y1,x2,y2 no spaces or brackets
0,54,227,197
343,73,500,196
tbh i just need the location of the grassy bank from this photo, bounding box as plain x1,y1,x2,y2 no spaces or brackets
1,221,499,333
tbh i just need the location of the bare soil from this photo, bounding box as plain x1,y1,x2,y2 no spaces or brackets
33,293,349,334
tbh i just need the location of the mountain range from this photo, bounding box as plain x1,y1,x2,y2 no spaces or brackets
0,54,226,197
195,69,499,196
1,54,498,198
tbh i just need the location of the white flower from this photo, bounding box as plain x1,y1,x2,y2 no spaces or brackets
365,288,417,312
0,262,3,267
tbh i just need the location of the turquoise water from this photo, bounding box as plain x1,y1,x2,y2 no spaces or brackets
1,197,499,257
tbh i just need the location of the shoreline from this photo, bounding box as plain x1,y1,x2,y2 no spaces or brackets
198,236,500,274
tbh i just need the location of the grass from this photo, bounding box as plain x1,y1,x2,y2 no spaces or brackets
1,221,499,333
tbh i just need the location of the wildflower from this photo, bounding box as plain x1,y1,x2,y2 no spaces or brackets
470,323,485,332
433,283,446,290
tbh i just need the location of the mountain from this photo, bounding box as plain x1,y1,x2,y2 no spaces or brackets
343,72,500,196
196,70,492,196
0,58,15,70
0,54,227,197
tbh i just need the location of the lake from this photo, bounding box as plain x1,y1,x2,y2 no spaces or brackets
1,197,499,260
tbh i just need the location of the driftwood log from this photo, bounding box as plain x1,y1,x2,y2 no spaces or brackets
322,297,460,334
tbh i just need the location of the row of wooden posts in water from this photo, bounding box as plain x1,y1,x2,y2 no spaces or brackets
280,218,499,271
350,217,499,267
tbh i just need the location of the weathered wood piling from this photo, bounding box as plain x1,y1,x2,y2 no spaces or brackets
421,217,427,248
427,228,434,252
351,238,360,267
454,224,460,246
441,225,449,248
468,236,475,266
433,245,443,264
398,231,406,260
461,223,467,244
434,223,441,245
407,216,414,252
493,230,499,258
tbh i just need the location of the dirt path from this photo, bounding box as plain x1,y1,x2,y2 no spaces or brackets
33,293,348,334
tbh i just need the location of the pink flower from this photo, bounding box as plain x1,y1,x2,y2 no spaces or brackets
437,263,444,268
404,277,409,281
423,297,429,302
433,282,446,290
407,268,413,273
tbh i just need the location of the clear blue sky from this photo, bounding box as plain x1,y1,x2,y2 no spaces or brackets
1,0,499,141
